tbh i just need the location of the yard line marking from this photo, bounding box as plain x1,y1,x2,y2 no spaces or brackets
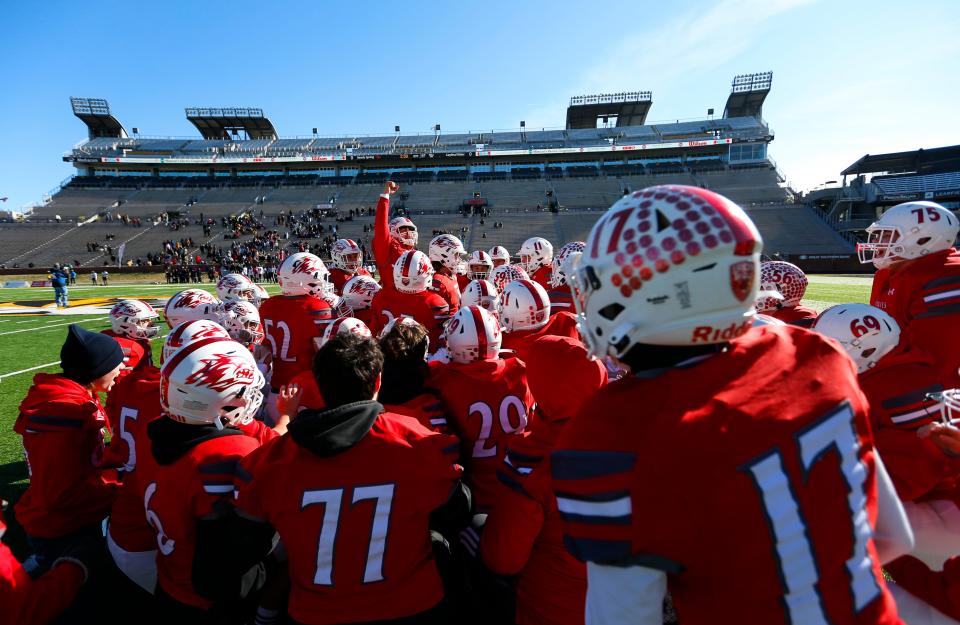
0,361,61,382
0,317,107,336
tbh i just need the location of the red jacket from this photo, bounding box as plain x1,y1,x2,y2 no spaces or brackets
14,374,119,538
0,512,85,625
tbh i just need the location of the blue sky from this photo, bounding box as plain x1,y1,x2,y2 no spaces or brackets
1,0,958,211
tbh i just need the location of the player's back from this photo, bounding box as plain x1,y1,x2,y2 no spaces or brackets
429,357,533,510
236,410,461,624
431,272,461,311
370,288,449,349
259,294,332,387
500,312,581,363
546,283,575,316
553,325,902,625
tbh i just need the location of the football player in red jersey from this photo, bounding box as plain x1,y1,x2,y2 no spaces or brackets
0,501,91,625
373,180,415,285
370,250,450,350
428,233,467,311
499,279,581,362
860,201,960,380
547,241,585,316
816,303,960,570
259,252,334,423
378,318,448,432
14,325,124,576
756,260,818,327
329,238,372,295
551,185,913,625
137,336,266,620
459,250,492,292
103,299,159,379
489,245,510,269
341,275,381,327
194,334,469,625
429,305,534,511
518,236,554,289
479,336,607,625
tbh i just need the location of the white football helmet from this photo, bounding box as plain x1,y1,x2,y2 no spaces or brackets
429,234,467,274
490,264,529,294
216,273,255,303
278,252,333,298
518,237,554,275
756,261,807,313
109,299,160,340
932,388,960,426
568,185,762,358
251,283,269,308
499,279,551,333
312,317,372,351
445,305,502,364
222,300,264,346
160,338,264,430
163,289,224,329
342,275,381,312
813,303,900,374
467,251,493,280
162,319,231,364
461,279,499,316
393,250,434,294
488,246,510,268
550,241,586,287
321,293,353,319
389,216,418,247
857,201,959,269
331,239,363,273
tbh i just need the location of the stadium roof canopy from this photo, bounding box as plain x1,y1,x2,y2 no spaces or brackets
185,107,278,140
723,72,772,119
841,144,960,176
70,97,128,139
566,92,652,129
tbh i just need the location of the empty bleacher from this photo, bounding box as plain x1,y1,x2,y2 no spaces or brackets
873,171,960,196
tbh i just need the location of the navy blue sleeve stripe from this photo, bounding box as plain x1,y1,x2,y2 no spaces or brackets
27,415,83,428
198,459,240,474
505,449,543,464
551,450,636,480
235,465,254,483
562,536,633,564
558,511,632,526
441,443,460,456
923,274,960,290
496,469,534,499
554,489,630,503
916,303,960,319
880,384,943,410
790,318,815,328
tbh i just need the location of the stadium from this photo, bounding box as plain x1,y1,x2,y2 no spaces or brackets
3,60,960,624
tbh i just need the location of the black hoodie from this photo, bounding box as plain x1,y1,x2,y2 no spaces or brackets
287,400,383,457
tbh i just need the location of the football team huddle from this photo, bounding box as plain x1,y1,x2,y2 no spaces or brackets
5,180,960,625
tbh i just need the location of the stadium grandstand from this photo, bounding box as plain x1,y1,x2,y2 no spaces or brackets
1,72,858,273
805,144,960,241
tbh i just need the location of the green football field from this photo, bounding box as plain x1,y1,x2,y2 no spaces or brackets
0,274,873,506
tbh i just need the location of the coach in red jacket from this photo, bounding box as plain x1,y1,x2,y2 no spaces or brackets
14,324,124,575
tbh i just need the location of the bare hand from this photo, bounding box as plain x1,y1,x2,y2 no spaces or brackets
384,181,399,195
275,383,303,419
924,422,960,457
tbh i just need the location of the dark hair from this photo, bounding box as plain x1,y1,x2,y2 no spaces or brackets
378,322,430,405
313,334,384,407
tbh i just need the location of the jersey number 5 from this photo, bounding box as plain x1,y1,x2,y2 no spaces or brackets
302,483,395,586
743,402,881,623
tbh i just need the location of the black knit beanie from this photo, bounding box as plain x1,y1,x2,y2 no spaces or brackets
60,324,124,385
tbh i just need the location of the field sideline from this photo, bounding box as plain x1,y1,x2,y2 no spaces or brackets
0,274,873,549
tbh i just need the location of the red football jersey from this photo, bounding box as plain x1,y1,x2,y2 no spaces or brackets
234,412,462,624
871,249,960,379
369,288,450,351
104,365,163,552
101,329,148,383
431,272,461,312
428,358,534,511
329,267,372,296
529,265,553,290
138,427,260,609
770,304,819,328
552,325,902,625
383,391,447,433
259,294,334,388
500,312,581,363
546,283,575,316
373,194,411,290
858,346,960,502
456,273,471,292
290,369,326,411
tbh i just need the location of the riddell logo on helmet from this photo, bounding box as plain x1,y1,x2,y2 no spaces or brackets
691,320,752,343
